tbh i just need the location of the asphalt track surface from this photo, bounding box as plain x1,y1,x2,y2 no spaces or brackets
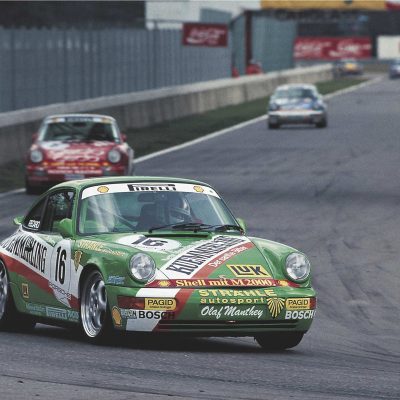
0,76,399,400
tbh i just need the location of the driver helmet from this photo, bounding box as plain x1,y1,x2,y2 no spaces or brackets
168,195,191,224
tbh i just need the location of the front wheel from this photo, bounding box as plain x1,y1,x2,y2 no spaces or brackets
80,270,112,343
0,260,36,332
255,332,304,351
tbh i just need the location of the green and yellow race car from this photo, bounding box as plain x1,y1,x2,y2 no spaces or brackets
0,177,316,350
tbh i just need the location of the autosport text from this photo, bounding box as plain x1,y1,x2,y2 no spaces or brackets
1,233,47,273
166,236,249,275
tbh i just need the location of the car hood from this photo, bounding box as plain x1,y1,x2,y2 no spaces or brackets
78,233,297,284
37,141,116,162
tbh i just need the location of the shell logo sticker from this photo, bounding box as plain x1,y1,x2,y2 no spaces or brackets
157,280,171,288
193,185,204,193
97,186,109,194
112,306,122,326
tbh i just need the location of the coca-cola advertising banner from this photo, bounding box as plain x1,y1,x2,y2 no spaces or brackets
294,37,372,60
182,23,228,47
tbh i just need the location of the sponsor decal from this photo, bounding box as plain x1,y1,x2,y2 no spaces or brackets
128,184,176,192
165,235,251,276
200,305,265,320
120,309,175,320
182,23,228,47
112,307,122,326
286,298,311,310
267,297,285,318
144,298,176,311
294,37,372,60
27,220,40,230
1,233,47,274
26,303,46,315
199,289,276,306
22,283,29,299
107,275,125,285
49,281,72,301
193,185,204,193
45,306,79,321
73,250,82,272
227,264,271,278
77,240,127,257
149,278,298,288
97,186,109,193
118,235,181,252
285,310,316,320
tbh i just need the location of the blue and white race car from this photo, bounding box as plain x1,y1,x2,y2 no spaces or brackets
267,84,327,129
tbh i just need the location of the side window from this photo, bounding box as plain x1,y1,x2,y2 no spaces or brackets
23,198,46,231
42,191,75,234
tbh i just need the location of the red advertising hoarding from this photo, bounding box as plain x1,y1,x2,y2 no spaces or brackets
182,23,228,47
294,37,372,60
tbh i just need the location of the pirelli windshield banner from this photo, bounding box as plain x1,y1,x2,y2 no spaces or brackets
260,0,400,11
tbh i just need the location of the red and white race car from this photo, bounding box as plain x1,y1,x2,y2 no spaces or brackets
25,114,134,194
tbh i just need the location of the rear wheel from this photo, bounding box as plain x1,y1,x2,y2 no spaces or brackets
316,118,327,128
80,270,112,343
255,332,304,351
268,122,280,129
0,260,36,332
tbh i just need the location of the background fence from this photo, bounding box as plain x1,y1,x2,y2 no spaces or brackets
0,27,232,113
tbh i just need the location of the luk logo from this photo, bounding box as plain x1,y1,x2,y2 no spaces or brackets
227,265,271,278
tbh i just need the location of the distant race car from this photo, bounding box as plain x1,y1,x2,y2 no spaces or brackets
25,114,134,194
0,177,316,350
267,84,327,129
388,59,400,79
335,59,364,76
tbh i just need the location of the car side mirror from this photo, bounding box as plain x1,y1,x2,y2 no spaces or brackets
121,133,127,142
13,216,24,226
58,218,74,238
32,133,38,143
236,218,247,234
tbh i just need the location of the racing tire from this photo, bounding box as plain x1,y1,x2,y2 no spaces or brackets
0,260,36,332
254,332,304,351
316,119,327,128
80,270,113,344
268,122,280,130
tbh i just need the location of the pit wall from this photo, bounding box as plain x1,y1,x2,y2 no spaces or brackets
0,64,332,164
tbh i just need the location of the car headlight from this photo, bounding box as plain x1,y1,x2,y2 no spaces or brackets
313,102,324,111
285,253,311,282
269,103,279,111
30,149,43,163
129,253,156,283
107,149,121,163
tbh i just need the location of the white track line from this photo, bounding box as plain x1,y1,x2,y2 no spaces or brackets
0,76,383,197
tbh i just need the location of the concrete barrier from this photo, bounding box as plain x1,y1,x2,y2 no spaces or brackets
0,64,332,164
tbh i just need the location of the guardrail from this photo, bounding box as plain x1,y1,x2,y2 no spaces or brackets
0,64,332,165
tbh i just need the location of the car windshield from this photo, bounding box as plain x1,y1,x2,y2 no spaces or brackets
78,183,238,234
273,88,315,100
40,117,119,142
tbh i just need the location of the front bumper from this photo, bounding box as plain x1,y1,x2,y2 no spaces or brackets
26,164,127,186
269,110,326,125
106,285,317,336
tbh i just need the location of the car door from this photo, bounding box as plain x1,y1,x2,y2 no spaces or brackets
40,190,75,308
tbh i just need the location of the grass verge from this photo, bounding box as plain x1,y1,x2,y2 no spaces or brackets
0,77,366,193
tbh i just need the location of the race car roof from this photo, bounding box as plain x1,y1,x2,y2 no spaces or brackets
275,83,317,92
43,114,116,122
